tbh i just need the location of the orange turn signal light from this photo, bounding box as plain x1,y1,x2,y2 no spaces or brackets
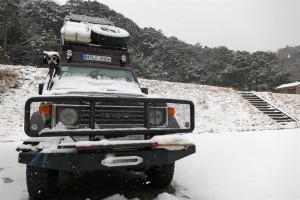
39,104,52,115
168,107,175,117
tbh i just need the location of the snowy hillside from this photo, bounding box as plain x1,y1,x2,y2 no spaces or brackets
0,65,47,141
139,79,300,132
0,64,299,141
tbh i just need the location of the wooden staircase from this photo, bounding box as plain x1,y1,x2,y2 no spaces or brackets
239,91,297,123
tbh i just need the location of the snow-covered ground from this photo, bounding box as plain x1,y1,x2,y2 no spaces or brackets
0,65,47,141
0,65,299,199
0,129,299,200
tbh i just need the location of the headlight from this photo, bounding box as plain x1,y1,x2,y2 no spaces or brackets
149,108,166,126
58,108,78,125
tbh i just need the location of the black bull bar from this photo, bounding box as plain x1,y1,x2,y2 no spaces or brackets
25,96,195,137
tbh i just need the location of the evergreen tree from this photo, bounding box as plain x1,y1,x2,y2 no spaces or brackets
0,0,292,91
0,0,21,64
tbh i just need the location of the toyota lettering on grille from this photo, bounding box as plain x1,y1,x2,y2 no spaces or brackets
98,112,131,119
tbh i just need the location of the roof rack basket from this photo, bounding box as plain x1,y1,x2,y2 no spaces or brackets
67,13,114,26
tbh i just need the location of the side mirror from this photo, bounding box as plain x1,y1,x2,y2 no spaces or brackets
39,83,44,95
141,88,148,95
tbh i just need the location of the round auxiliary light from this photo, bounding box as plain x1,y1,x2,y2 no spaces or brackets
67,50,72,60
59,108,78,125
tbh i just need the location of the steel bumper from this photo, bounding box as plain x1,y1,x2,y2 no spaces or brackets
18,144,195,172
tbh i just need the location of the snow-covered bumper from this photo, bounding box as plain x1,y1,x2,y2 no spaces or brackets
18,142,195,172
25,96,194,138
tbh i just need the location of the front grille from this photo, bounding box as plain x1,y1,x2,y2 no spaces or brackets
25,96,194,137
81,105,145,128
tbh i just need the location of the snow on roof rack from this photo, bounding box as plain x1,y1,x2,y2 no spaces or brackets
68,13,114,26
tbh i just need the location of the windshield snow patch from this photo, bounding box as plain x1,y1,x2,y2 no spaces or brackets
44,76,143,96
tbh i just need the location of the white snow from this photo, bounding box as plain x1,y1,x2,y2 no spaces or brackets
43,76,143,96
1,129,299,200
0,65,48,141
173,129,300,200
20,134,190,153
151,134,190,145
0,141,27,200
103,194,137,200
276,81,300,89
43,51,60,58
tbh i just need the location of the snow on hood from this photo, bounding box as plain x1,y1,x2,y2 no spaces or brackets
43,76,145,97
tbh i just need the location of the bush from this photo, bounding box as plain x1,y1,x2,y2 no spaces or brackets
0,68,19,93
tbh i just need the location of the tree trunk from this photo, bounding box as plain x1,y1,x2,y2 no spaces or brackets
2,3,8,64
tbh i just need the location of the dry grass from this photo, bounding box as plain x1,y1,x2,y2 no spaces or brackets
0,68,19,93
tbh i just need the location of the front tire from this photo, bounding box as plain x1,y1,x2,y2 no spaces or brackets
145,162,175,188
26,165,59,200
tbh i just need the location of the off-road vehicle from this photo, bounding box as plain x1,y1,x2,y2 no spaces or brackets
17,14,195,199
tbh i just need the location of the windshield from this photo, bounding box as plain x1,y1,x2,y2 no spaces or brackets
59,66,136,83
43,65,143,96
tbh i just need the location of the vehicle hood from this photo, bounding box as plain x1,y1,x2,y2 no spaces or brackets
43,76,145,97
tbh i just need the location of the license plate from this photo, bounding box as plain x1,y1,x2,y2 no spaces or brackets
82,54,112,62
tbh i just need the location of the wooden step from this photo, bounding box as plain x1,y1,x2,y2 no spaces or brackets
277,120,296,123
268,114,285,117
261,110,281,114
250,101,268,103
251,103,269,106
253,105,271,108
272,116,292,120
